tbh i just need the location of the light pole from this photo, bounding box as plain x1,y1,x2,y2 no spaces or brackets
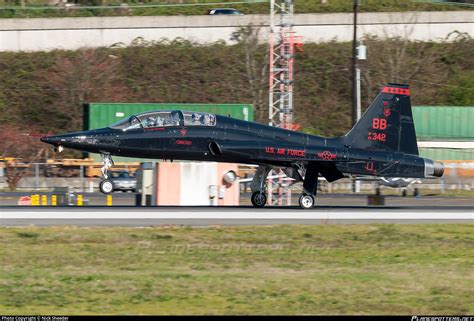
356,42,366,122
352,0,368,193
352,0,367,126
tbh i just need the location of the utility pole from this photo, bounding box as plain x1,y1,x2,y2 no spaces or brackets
351,0,367,193
352,0,359,127
352,0,360,193
268,0,301,206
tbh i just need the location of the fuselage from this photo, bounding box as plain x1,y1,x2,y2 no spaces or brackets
41,110,444,180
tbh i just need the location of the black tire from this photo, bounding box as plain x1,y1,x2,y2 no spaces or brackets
298,194,315,209
99,179,114,194
251,191,267,208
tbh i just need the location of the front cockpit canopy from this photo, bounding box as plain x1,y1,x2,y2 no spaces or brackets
109,110,216,131
109,116,142,131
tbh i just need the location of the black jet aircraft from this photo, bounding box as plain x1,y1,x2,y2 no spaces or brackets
42,83,444,208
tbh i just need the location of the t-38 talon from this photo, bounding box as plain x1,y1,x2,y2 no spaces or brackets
42,84,444,208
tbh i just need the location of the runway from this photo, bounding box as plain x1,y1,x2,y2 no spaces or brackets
1,206,472,226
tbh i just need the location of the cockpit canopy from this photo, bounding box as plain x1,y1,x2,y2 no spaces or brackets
109,110,217,131
182,111,216,127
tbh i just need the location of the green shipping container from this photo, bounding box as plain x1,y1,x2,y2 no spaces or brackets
84,103,254,131
412,106,474,141
419,148,474,161
83,103,254,162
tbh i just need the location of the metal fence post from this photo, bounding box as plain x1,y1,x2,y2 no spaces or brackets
35,163,40,190
80,165,84,193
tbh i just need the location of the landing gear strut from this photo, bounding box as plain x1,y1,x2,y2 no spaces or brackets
99,154,114,194
250,166,271,208
299,163,319,209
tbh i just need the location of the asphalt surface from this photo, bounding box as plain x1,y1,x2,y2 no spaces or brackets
1,205,472,226
1,191,474,207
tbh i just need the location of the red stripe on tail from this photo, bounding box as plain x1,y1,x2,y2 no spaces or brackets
382,86,410,96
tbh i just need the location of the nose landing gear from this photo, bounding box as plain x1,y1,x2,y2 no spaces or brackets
99,154,114,194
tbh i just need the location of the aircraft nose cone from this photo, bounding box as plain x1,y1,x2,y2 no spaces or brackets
40,135,61,145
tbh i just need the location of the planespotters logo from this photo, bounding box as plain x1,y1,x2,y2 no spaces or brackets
412,317,474,321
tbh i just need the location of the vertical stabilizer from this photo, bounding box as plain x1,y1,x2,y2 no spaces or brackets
343,83,418,155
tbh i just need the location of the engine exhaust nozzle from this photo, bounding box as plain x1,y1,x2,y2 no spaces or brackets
424,159,444,178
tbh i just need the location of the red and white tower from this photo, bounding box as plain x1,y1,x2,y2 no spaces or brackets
267,0,301,206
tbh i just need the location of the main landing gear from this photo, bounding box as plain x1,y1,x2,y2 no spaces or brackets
249,164,319,209
251,192,267,208
250,166,271,208
298,163,318,209
99,154,114,194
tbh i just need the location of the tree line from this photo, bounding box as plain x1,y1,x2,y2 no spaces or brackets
0,33,472,160
0,0,462,19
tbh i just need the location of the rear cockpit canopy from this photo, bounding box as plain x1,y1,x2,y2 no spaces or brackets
109,110,216,131
182,111,216,127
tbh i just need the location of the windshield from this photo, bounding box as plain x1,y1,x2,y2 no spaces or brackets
109,116,142,131
183,112,216,126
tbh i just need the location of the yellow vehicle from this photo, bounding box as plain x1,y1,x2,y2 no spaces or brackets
0,157,30,169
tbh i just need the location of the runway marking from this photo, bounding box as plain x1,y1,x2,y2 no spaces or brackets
1,208,473,220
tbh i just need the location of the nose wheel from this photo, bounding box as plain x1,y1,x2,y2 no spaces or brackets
99,154,114,194
100,179,114,194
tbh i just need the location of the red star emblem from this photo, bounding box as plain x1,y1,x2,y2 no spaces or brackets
318,151,336,160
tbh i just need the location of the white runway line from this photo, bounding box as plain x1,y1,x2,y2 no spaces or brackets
1,209,473,220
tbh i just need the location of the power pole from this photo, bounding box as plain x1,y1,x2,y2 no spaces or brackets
351,0,359,193
351,0,367,193
352,0,359,127
268,0,300,206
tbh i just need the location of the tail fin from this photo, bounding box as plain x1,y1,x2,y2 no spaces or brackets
343,83,418,155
